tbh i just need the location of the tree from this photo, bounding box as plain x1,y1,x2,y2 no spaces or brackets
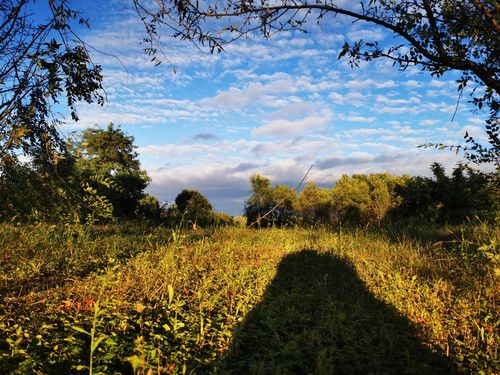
174,189,213,226
296,182,333,226
331,173,404,225
0,0,104,161
244,175,299,227
272,184,299,226
0,123,153,224
244,174,275,226
133,0,499,165
137,194,162,222
394,163,499,222
76,124,150,218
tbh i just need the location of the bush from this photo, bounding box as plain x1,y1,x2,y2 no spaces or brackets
331,173,404,226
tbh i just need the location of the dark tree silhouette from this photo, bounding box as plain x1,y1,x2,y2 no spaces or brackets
175,189,213,226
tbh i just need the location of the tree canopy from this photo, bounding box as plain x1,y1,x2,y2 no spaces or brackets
133,0,499,165
174,189,213,225
243,167,498,228
76,124,150,219
0,0,104,160
0,123,154,223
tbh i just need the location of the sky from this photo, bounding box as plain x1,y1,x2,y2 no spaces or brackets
52,0,491,214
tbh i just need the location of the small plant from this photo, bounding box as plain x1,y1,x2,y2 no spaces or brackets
70,289,115,374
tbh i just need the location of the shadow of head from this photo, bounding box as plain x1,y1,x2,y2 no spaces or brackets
214,249,453,374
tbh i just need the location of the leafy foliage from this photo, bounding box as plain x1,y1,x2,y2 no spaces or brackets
394,163,499,223
76,124,150,219
296,182,333,226
0,124,152,224
244,174,275,227
245,175,298,227
0,153,113,224
0,0,104,160
331,173,405,225
244,166,498,228
174,189,214,226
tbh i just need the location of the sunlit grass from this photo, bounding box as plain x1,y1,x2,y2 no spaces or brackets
0,222,498,373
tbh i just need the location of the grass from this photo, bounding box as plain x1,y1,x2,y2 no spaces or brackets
0,222,498,374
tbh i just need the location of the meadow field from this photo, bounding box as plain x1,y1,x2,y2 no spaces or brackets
0,221,498,374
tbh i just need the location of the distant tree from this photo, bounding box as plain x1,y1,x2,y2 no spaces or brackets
394,163,498,222
137,194,162,223
0,155,47,222
331,176,371,225
244,174,275,227
0,152,114,224
272,184,299,226
174,189,213,226
211,211,235,226
392,176,438,221
296,182,333,226
332,173,404,225
245,175,299,227
0,124,155,224
76,124,150,218
133,0,499,165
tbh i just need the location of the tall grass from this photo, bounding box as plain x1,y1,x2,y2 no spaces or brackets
0,222,498,373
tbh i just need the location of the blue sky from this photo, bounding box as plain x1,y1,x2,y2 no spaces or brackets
55,0,490,214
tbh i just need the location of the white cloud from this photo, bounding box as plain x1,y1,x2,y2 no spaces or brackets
202,74,339,110
430,80,451,88
376,105,423,115
466,117,486,126
419,119,440,126
344,79,396,90
204,78,296,108
460,125,487,141
252,113,332,136
329,92,345,103
376,96,420,105
347,28,386,41
347,128,389,136
403,80,422,88
345,115,376,123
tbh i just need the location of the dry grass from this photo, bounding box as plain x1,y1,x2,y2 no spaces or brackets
0,222,498,373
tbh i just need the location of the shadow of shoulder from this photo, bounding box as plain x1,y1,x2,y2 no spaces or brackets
212,249,454,374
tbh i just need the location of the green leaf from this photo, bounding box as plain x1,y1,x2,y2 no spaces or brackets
91,335,106,352
71,326,90,335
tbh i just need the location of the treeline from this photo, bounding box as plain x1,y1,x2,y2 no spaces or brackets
0,124,231,226
1,124,498,227
245,164,499,227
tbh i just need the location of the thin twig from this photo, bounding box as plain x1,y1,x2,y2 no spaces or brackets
451,86,464,122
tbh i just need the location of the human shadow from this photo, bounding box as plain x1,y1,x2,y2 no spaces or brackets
212,250,454,374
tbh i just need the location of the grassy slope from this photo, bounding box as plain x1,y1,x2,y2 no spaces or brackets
0,223,498,374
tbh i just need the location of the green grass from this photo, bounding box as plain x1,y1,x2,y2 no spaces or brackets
0,222,498,374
